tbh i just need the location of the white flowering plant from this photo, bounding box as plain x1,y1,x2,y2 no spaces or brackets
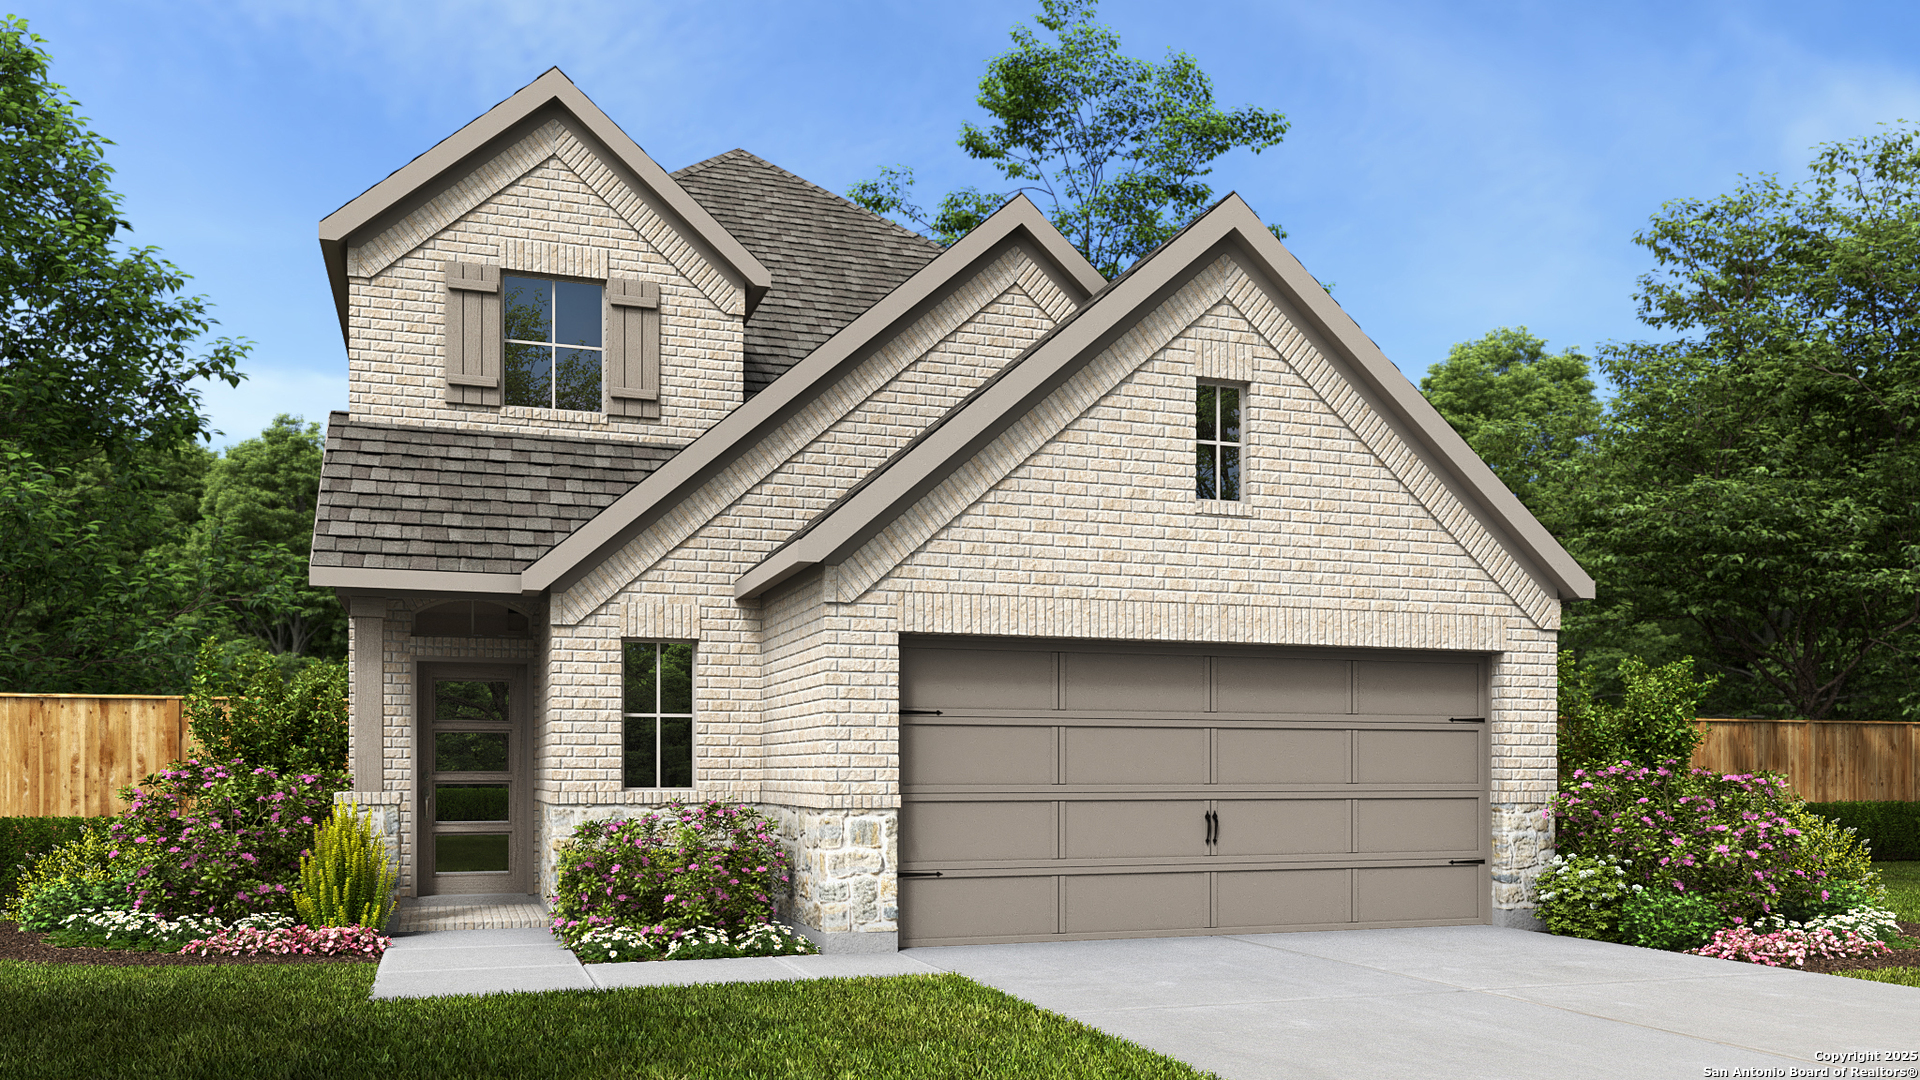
565,921,819,964
1752,903,1902,944
1533,853,1644,941
44,907,294,952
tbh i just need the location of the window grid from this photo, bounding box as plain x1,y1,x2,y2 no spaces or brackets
1196,381,1243,501
622,641,694,789
504,275,604,411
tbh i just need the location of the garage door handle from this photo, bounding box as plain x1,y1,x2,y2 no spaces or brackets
1204,810,1217,845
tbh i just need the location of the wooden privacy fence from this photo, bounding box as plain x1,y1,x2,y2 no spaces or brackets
0,694,194,817
1691,719,1919,803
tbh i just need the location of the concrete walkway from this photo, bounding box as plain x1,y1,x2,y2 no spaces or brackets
905,926,1920,1080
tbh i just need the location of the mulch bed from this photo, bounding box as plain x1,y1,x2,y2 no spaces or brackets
0,922,376,967
1801,920,1920,975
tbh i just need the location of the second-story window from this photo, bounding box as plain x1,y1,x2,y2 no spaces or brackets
1197,381,1243,500
504,275,603,410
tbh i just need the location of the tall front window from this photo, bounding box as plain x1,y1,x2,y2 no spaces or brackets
623,641,693,788
1197,381,1242,500
504,275,603,410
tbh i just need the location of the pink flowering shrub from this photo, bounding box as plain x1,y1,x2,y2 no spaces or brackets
1689,925,1891,968
110,758,347,920
1549,760,1830,920
549,802,792,947
182,924,389,958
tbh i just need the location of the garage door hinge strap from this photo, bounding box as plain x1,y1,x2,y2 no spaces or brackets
1449,859,1486,865
900,709,944,716
899,871,944,878
1448,717,1487,723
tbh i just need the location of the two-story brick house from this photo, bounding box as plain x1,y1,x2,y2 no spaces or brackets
312,69,1593,952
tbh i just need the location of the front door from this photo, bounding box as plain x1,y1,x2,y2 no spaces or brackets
419,664,529,895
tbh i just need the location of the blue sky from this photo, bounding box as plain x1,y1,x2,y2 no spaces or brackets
26,0,1920,446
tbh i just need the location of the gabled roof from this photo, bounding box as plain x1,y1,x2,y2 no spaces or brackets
673,150,945,397
317,68,772,342
519,194,1103,595
734,194,1597,604
309,413,676,594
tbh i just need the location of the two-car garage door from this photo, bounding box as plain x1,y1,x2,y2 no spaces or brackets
898,638,1491,947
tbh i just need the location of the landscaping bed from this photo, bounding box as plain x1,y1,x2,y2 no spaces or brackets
0,921,373,967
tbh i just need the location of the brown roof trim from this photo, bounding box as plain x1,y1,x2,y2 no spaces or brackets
317,68,772,343
519,195,1103,595
734,194,1596,603
310,565,525,596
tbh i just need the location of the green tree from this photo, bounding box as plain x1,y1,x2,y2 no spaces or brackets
1557,649,1717,779
1581,125,1920,722
847,0,1290,277
197,416,344,658
183,639,348,774
1419,327,1600,532
0,18,249,692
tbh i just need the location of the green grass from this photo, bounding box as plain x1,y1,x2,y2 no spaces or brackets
1876,861,1920,921
1837,966,1920,988
0,961,1215,1080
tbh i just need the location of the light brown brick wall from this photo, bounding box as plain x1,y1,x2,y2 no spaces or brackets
343,119,742,449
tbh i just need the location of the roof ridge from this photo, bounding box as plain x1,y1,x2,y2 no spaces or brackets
678,148,940,252
671,147,754,179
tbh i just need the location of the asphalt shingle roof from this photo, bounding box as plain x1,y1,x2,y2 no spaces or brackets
672,149,942,397
310,413,675,575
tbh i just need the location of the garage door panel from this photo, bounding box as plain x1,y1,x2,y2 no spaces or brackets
1064,872,1209,934
902,875,1056,943
1212,799,1350,857
902,725,1055,786
1353,798,1480,853
1062,652,1208,713
901,647,1054,712
1216,868,1351,928
1215,728,1349,785
902,801,1056,864
1352,660,1480,716
1352,729,1480,785
1063,800,1208,860
1213,656,1350,714
1064,727,1209,785
1354,865,1480,922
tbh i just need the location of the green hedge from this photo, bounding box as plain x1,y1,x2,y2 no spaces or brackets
1805,801,1920,862
0,816,107,907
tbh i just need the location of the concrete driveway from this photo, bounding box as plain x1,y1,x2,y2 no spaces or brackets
905,926,1918,1080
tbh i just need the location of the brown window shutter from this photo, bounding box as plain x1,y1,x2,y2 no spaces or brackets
605,277,660,420
443,262,501,406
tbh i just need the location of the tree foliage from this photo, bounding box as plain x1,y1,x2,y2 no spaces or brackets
183,639,349,774
1581,125,1920,722
847,0,1289,277
1419,327,1600,532
0,18,252,692
195,416,344,658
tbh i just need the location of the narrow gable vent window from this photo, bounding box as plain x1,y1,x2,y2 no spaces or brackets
504,275,603,411
1196,381,1242,500
623,642,693,788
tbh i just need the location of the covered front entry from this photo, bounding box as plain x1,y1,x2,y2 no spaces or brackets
416,663,532,895
897,638,1492,947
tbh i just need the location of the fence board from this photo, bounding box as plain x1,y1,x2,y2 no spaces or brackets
0,695,189,817
1692,719,1920,803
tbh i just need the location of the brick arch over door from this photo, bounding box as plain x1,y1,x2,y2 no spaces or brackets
897,637,1492,947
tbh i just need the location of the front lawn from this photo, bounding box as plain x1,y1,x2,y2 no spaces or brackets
1877,861,1920,922
0,961,1215,1080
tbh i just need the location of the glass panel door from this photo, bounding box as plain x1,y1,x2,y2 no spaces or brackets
427,678,519,892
